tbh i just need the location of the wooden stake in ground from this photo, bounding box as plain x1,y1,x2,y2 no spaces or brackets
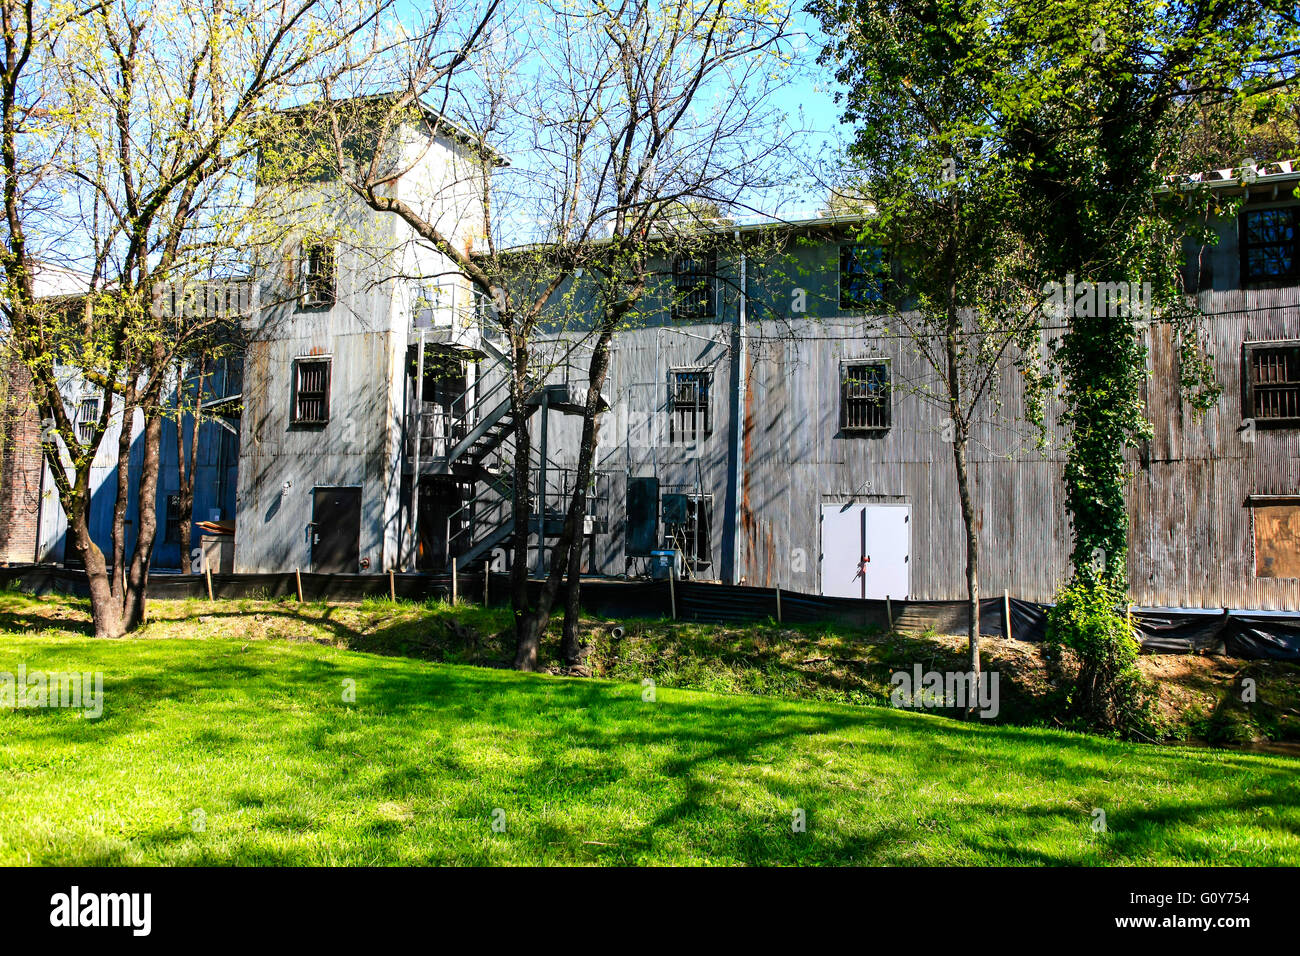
775,586,782,624
668,566,677,620
1003,588,1012,642
295,567,303,602
389,568,396,602
205,563,214,602
451,559,458,605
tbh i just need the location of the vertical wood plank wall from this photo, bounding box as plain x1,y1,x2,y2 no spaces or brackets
541,287,1300,609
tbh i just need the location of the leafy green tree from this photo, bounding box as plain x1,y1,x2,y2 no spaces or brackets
809,0,1047,687
992,0,1296,588
813,0,1296,728
995,0,1296,732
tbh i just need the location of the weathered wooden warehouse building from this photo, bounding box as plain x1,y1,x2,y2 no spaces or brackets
229,122,1300,611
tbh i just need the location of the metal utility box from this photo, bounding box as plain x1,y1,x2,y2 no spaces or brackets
661,493,689,525
650,549,681,580
626,477,659,557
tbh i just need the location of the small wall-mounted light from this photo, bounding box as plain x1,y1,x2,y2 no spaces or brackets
281,480,293,496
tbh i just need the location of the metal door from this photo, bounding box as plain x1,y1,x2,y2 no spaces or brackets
311,487,361,573
820,501,910,599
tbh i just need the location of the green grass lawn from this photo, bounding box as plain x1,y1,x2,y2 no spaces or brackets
2,621,1298,865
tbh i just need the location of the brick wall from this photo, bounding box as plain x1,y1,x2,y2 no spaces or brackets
0,359,46,564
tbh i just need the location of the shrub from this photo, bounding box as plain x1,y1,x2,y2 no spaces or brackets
1045,580,1161,739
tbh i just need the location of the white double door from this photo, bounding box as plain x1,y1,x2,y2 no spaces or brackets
820,502,910,600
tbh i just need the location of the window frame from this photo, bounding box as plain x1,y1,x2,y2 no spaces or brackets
671,252,717,320
298,241,336,308
75,396,101,445
1239,205,1300,286
839,243,887,311
839,358,892,433
668,367,712,443
164,493,181,546
1242,339,1300,428
290,356,332,427
1248,495,1300,580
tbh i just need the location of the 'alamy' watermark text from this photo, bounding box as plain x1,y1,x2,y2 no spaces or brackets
1,665,103,718
890,665,1000,718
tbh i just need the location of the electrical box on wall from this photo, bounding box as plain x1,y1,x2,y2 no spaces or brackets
626,476,659,557
650,549,681,580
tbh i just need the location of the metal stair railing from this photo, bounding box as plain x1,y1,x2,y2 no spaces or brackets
446,452,523,569
433,332,615,570
445,457,614,571
429,353,540,467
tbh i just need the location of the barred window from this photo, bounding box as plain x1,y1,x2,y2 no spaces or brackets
1244,341,1300,425
1241,207,1298,284
669,369,711,442
840,360,891,431
75,397,100,445
299,242,336,307
672,253,716,320
840,243,886,310
291,357,331,426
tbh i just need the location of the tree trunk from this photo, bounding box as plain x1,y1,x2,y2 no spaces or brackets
561,530,584,666
514,331,613,670
75,507,125,639
944,268,980,714
951,430,980,700
33,376,124,638
123,405,164,630
109,396,136,602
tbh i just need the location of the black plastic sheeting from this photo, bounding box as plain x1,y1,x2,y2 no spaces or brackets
1221,614,1300,661
3,566,1298,661
979,598,1300,661
509,579,1300,661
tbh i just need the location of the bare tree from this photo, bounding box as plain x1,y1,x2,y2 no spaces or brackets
534,2,804,668
0,0,386,636
327,0,804,668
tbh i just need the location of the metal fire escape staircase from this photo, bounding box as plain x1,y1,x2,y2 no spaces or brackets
409,334,610,571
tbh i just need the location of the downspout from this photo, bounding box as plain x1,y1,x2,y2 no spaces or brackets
411,329,424,571
534,387,550,574
652,327,661,479
722,232,747,585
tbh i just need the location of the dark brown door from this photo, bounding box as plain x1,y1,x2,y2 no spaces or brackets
312,487,361,573
417,477,462,570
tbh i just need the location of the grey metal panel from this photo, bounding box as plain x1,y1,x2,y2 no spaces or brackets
552,278,1299,608
228,189,1300,608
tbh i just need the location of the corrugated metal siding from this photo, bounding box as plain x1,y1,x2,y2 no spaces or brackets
538,280,1299,609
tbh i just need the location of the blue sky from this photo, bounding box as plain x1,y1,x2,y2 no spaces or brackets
728,9,855,217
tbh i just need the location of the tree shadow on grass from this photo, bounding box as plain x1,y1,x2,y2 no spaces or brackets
8,633,1300,866
0,607,96,638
